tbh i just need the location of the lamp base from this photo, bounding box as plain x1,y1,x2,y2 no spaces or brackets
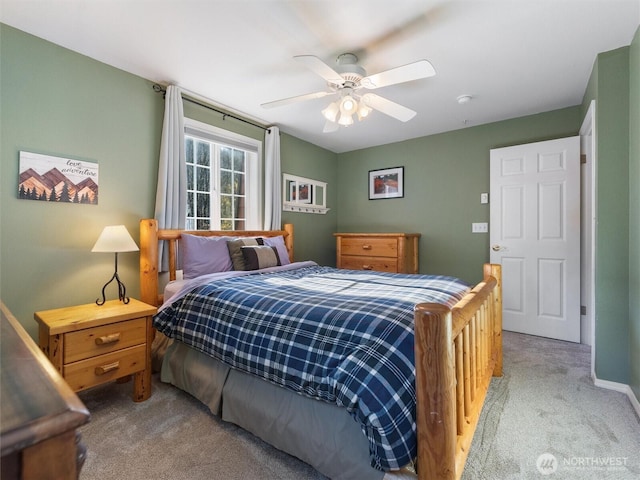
96,270,130,306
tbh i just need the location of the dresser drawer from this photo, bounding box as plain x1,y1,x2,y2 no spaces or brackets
64,318,147,363
340,255,398,272
63,344,146,392
339,237,399,258
334,233,421,274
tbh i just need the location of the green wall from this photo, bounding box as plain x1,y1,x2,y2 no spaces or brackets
335,109,581,284
1,24,163,338
628,28,639,402
0,24,336,338
581,46,632,385
280,134,338,266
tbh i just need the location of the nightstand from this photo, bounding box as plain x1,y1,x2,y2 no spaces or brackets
34,299,157,402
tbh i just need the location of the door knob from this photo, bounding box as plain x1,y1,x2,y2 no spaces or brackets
492,244,504,252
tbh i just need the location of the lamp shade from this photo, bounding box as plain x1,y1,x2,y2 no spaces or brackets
91,225,139,253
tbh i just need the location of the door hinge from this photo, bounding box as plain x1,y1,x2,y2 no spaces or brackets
580,305,587,315
580,154,587,164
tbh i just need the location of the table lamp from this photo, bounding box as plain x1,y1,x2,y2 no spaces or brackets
92,225,139,305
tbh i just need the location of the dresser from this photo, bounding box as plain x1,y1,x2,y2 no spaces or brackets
1,302,90,480
34,299,156,402
334,232,421,274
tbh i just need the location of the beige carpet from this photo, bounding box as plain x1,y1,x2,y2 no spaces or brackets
77,331,640,479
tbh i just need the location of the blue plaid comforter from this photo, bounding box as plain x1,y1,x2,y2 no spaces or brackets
153,264,469,471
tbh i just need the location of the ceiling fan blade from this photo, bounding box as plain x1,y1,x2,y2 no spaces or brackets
323,120,339,133
294,55,345,86
360,60,436,89
261,90,332,109
361,93,417,122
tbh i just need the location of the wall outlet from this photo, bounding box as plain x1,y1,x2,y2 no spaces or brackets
472,222,488,233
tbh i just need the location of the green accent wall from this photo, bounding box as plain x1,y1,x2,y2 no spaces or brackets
0,24,336,338
581,46,632,386
336,109,581,284
1,24,163,338
628,27,639,402
280,134,338,266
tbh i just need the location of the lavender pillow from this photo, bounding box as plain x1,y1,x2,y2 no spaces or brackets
181,234,233,279
263,235,291,265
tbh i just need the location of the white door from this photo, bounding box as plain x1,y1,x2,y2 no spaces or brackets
490,136,580,342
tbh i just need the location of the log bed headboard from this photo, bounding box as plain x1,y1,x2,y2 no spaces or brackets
139,218,294,307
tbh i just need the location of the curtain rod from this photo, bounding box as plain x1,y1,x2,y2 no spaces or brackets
153,84,271,133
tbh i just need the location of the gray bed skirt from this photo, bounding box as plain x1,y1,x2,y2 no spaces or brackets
160,338,385,480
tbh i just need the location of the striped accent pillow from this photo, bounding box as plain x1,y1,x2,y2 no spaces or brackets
241,245,281,270
227,237,264,270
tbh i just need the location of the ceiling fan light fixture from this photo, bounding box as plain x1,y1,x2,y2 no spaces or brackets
322,101,339,122
337,112,354,126
266,53,437,133
339,94,358,116
357,100,372,120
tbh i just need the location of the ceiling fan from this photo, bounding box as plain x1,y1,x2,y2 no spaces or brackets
261,53,436,133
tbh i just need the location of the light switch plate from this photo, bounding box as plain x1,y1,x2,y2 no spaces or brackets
472,222,488,233
480,193,489,204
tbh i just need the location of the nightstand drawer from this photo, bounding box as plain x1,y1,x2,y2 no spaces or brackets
64,318,146,363
339,237,399,257
340,255,398,272
64,344,146,392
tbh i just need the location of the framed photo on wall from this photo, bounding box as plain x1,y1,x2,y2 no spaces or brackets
369,166,404,200
290,182,312,204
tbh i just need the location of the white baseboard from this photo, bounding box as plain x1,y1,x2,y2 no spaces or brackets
593,376,640,419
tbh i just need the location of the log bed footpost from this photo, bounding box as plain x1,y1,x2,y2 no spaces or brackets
415,264,502,480
484,263,503,377
415,303,457,480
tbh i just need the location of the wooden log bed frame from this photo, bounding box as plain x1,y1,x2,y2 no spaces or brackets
139,218,502,480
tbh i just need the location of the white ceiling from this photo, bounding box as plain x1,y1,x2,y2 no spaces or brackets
1,0,638,153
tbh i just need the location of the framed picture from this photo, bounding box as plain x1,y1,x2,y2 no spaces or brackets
18,151,99,204
369,167,404,200
290,182,312,204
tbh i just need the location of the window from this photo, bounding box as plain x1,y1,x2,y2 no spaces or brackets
184,118,261,230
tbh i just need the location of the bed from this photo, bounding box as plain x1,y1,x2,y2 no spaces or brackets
139,218,502,480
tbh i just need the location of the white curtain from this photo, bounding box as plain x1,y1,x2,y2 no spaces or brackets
154,85,186,270
263,126,281,230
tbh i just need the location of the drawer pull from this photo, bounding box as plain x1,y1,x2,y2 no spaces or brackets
361,244,372,250
95,361,120,375
362,265,373,270
95,333,121,345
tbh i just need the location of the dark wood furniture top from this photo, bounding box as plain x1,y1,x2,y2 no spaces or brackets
1,301,90,479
